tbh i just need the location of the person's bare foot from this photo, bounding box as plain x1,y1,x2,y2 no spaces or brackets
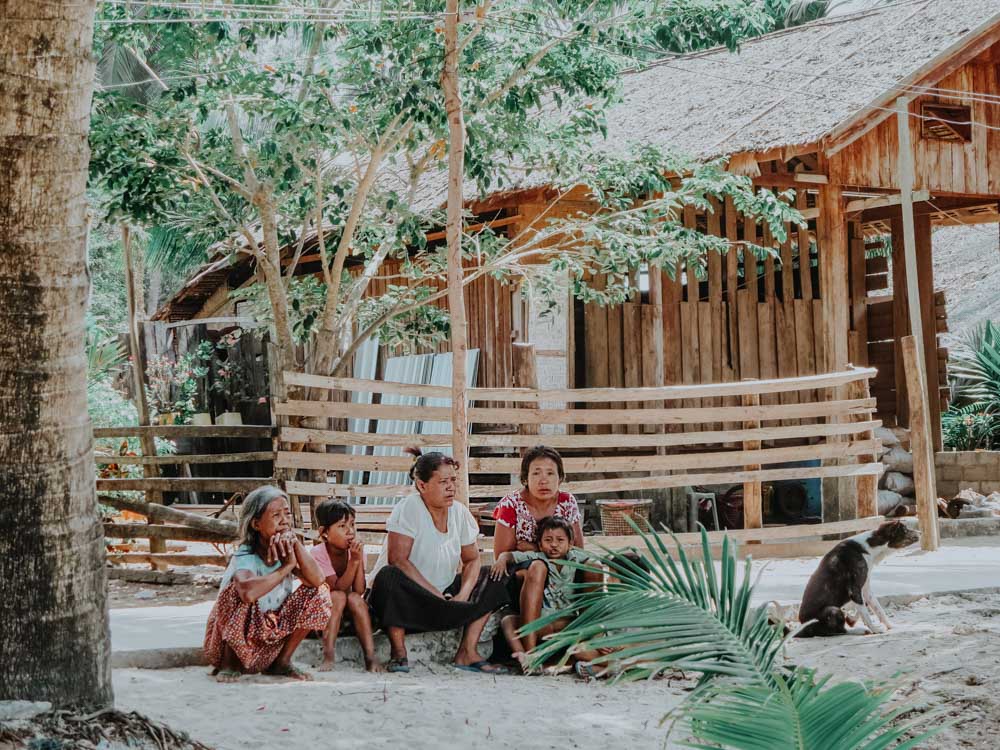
318,658,335,672
365,656,386,673
267,662,313,681
512,652,535,675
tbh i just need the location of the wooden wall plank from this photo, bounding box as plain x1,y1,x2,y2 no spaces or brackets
757,303,778,407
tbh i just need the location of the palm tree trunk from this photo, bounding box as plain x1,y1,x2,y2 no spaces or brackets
0,0,113,708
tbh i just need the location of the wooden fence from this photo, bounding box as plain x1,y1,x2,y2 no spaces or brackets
276,367,884,553
96,423,274,569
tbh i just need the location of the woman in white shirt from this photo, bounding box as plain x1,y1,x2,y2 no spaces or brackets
369,449,510,674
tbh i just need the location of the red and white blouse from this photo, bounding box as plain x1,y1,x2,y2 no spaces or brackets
492,489,582,543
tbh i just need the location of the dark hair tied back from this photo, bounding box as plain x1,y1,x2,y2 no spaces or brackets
404,446,459,482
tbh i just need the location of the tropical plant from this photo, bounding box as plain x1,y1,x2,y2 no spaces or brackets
145,346,211,423
86,319,128,386
89,1,805,392
527,528,941,749
942,321,1000,450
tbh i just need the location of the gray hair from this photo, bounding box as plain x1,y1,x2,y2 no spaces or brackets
237,485,289,551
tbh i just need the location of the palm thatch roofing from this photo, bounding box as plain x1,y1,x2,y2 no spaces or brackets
604,0,1000,161
155,1,1000,321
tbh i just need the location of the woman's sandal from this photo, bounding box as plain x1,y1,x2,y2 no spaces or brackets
386,657,411,673
453,660,509,675
214,669,242,683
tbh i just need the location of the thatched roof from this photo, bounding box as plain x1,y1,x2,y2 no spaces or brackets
604,0,1000,161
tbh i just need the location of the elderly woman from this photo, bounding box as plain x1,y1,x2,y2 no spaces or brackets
368,449,510,674
492,446,593,652
204,486,332,682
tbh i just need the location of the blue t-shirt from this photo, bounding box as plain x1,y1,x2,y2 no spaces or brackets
220,544,295,612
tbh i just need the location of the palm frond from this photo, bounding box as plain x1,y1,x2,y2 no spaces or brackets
673,667,944,750
526,528,786,686
525,525,943,749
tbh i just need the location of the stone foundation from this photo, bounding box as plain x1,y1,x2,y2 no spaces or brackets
936,451,1000,498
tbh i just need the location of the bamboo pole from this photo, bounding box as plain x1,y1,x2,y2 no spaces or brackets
122,225,167,568
443,0,470,504
98,494,239,536
742,390,763,529
901,336,940,551
895,98,928,371
512,342,540,453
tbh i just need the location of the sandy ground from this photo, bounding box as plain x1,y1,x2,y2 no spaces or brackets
789,590,1000,750
112,588,1000,750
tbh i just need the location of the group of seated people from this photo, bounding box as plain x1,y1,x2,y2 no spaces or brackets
204,445,606,681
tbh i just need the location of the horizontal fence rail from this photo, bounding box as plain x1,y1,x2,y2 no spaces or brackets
278,368,883,535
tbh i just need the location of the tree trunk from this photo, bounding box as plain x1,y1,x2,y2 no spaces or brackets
442,0,471,503
0,1,112,708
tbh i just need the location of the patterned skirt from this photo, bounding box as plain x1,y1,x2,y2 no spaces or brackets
204,582,332,674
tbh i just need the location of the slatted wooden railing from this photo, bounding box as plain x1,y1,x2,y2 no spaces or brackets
96,423,275,569
276,367,884,552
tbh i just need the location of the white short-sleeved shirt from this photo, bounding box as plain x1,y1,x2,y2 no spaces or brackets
220,544,295,612
373,495,479,592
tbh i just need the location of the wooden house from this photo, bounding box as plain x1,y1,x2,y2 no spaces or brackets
155,1,1000,458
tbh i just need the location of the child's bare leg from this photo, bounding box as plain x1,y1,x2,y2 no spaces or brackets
519,560,548,652
501,614,532,672
319,590,348,671
346,592,383,672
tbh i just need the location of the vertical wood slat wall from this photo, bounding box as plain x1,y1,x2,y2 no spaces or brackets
579,194,828,433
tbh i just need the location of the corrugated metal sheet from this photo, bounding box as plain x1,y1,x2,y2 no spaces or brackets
343,338,380,488
367,353,434,501
419,350,480,452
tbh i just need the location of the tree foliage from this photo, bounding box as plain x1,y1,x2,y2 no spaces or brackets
89,1,807,379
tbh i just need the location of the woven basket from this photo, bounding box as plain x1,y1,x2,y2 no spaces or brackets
596,499,652,536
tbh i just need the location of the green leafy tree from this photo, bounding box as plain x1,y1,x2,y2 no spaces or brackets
90,1,804,392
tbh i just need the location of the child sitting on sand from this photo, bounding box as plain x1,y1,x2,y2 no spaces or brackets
490,515,590,673
311,500,383,672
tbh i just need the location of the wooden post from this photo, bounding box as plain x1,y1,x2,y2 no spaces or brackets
915,214,942,451
901,335,940,551
122,225,167,568
512,343,539,454
442,0,470,503
889,215,910,426
742,389,762,529
851,372,878,518
896,97,942,454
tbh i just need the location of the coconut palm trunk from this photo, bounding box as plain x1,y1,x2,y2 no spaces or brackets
0,0,113,708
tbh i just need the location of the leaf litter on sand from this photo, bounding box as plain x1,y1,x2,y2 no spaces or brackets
0,707,213,750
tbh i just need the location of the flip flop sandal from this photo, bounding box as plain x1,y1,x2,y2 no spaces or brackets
454,660,510,675
387,657,411,673
574,661,599,680
214,669,242,683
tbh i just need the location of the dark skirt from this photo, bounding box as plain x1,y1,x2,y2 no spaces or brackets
369,565,510,633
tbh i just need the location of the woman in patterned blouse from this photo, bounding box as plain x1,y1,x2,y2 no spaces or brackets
492,446,592,653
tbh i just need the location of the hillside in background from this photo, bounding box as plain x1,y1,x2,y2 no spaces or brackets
933,225,1000,347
